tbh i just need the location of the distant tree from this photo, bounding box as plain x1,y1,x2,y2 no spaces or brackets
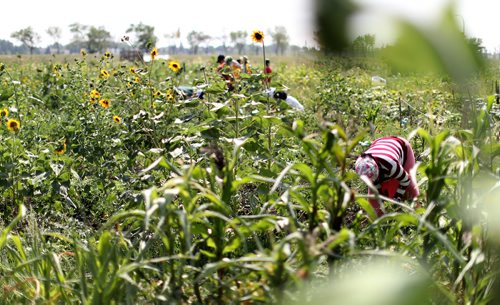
350,34,376,56
270,26,289,55
69,23,88,51
69,23,88,42
219,33,229,53
126,23,157,52
47,26,62,54
11,27,41,54
186,31,210,55
68,24,111,53
364,34,375,52
0,39,18,54
164,28,181,54
467,37,485,55
86,26,112,53
230,31,247,55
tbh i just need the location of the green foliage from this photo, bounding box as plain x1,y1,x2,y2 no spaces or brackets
379,6,485,85
0,43,498,304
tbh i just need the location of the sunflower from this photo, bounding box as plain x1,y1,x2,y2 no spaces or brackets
251,30,264,43
100,69,110,79
53,64,62,77
150,47,158,60
99,99,110,109
166,89,175,102
104,51,112,59
169,61,181,73
90,89,101,99
6,118,20,132
153,90,161,98
80,49,87,57
0,108,8,117
113,115,121,124
54,142,67,155
129,67,136,74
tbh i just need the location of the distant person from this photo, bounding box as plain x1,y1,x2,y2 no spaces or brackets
355,136,420,216
264,58,272,86
216,54,226,76
216,56,237,91
174,86,204,100
266,87,304,111
216,54,225,68
242,56,252,74
227,56,242,79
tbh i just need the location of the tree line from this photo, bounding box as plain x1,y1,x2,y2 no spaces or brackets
1,23,302,55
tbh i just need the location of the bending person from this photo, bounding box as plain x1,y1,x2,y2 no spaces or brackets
355,136,419,216
266,87,304,111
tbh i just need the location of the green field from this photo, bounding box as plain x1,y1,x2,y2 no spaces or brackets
0,51,498,304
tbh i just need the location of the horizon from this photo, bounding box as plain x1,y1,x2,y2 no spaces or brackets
1,0,498,53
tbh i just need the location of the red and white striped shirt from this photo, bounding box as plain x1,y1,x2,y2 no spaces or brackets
362,136,410,196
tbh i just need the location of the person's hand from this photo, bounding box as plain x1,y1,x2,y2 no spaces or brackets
394,194,403,202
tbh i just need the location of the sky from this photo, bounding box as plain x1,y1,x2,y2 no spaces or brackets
0,0,498,53
0,0,316,48
350,0,500,53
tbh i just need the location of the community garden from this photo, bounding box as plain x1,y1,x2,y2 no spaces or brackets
0,25,499,304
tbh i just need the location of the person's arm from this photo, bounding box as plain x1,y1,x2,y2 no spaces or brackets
378,157,410,200
393,163,411,199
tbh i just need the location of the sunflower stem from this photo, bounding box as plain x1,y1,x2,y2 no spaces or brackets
148,59,154,109
262,41,268,89
234,97,239,139
202,67,211,110
261,41,272,170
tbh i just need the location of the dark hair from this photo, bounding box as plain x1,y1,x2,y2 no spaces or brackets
265,59,270,65
273,91,287,100
217,54,225,63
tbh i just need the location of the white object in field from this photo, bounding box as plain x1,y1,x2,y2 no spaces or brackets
371,75,387,85
285,95,304,111
265,87,276,97
143,53,170,62
266,87,304,111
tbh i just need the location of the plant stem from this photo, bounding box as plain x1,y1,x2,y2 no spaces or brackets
261,41,273,170
234,98,239,139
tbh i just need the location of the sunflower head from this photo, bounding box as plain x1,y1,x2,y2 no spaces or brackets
150,47,158,60
90,89,101,99
100,69,110,79
113,115,121,124
251,30,264,43
104,51,112,59
99,99,110,109
129,67,136,74
169,61,181,73
80,49,87,57
54,142,67,155
0,108,8,117
166,89,175,102
6,118,20,132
